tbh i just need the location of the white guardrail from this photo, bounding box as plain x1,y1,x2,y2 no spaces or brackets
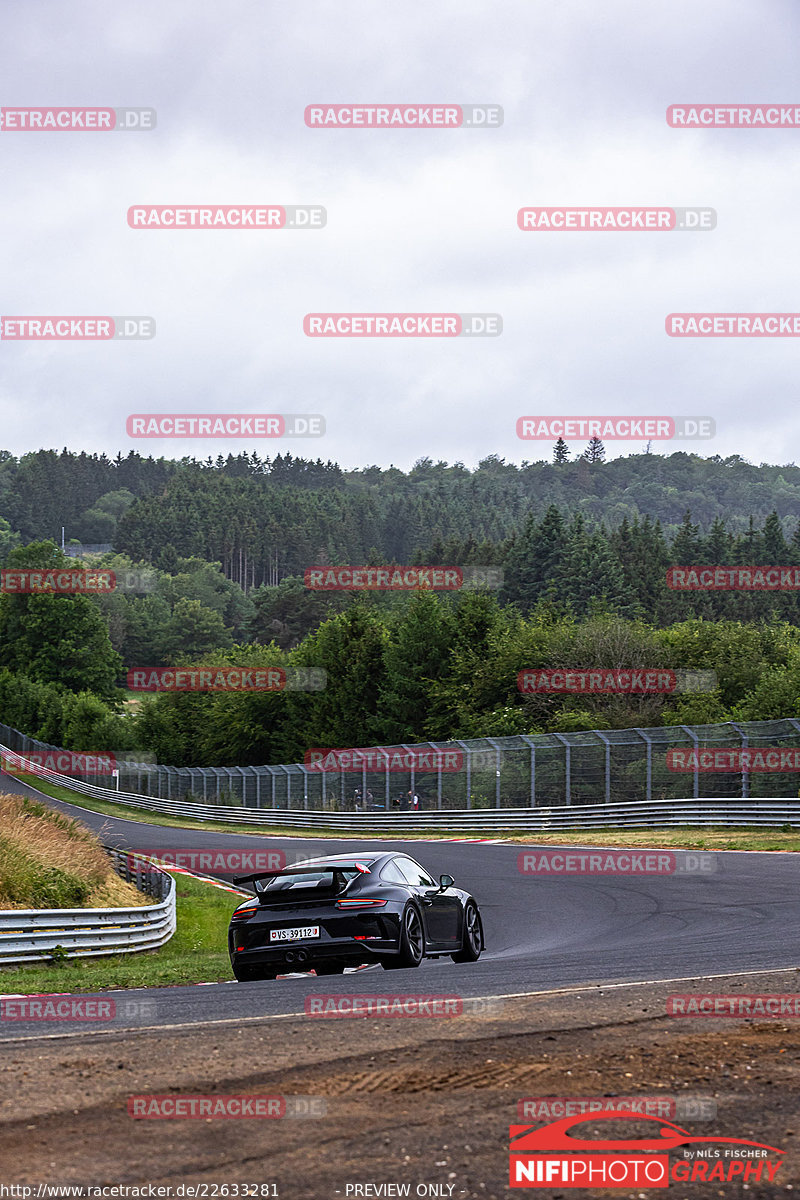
2,742,800,833
0,849,175,967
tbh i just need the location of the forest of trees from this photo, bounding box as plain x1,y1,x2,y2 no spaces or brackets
4,447,800,587
4,539,800,767
3,447,800,767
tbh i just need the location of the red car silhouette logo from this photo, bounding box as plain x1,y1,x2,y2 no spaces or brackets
510,1111,784,1155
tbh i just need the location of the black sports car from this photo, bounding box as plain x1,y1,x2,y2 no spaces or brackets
228,851,484,981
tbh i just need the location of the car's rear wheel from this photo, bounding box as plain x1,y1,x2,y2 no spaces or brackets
382,904,424,969
451,901,483,962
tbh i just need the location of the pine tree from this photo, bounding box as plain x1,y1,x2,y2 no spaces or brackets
554,517,631,617
553,438,569,464
582,437,606,464
705,517,731,565
502,506,567,612
763,511,789,563
374,592,454,743
671,511,702,565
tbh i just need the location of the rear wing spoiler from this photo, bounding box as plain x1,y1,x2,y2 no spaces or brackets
232,862,372,887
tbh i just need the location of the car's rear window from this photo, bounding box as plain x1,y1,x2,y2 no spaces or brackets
257,868,361,894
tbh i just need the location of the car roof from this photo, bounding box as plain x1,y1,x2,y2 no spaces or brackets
287,852,392,869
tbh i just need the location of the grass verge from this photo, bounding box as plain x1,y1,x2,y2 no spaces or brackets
0,793,146,909
19,776,353,838
0,872,237,993
500,826,800,851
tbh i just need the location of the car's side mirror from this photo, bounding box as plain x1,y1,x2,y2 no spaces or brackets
439,873,455,890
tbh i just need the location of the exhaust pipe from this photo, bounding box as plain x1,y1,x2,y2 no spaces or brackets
285,950,296,963
296,949,309,963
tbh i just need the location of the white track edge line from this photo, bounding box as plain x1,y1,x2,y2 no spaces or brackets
3,962,799,1045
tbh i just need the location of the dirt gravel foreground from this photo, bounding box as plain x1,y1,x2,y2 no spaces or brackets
2,970,800,1199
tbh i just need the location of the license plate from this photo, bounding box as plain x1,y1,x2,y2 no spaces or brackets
269,926,320,942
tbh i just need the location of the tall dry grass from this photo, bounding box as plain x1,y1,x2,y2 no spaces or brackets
0,793,147,909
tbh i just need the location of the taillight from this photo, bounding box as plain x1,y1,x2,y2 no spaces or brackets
231,904,258,921
335,899,387,909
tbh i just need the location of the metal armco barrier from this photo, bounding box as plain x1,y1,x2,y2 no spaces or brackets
6,718,800,811
0,849,175,967
2,744,800,831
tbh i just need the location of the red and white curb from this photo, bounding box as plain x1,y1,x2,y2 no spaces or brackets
133,856,251,897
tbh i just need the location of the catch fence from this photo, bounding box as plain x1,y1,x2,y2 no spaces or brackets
2,718,800,812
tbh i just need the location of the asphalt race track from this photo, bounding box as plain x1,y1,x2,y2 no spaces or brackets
3,775,800,1040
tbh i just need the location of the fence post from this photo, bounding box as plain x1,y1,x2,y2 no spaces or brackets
679,726,700,798
401,744,416,802
636,729,653,803
728,721,749,799
784,720,800,802
520,735,537,807
234,766,246,806
485,738,502,807
455,740,471,809
428,742,443,810
551,734,572,805
381,749,390,811
594,731,612,804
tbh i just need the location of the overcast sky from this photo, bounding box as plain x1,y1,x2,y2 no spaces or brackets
1,0,798,470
